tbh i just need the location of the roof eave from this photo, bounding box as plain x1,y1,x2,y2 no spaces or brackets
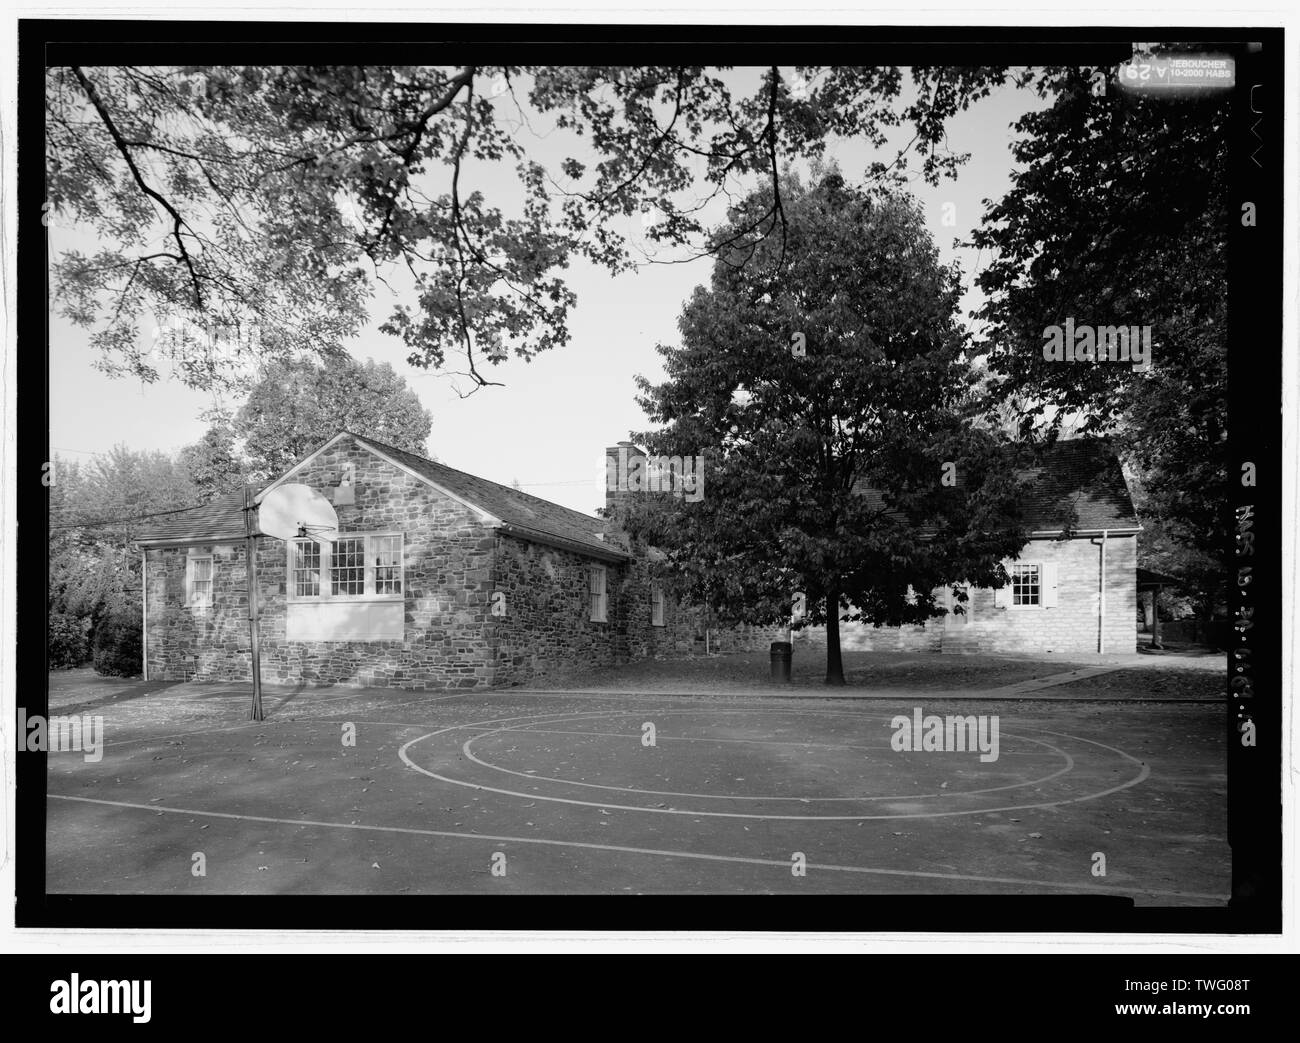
136,534,247,549
496,522,631,562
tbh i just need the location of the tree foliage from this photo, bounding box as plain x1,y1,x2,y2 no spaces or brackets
47,64,1009,393
48,447,203,665
177,421,247,497
234,356,432,477
629,174,1030,683
47,355,433,663
969,60,1229,608
92,611,144,677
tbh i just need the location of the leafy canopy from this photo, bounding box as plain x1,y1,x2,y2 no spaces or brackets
234,356,433,478
47,64,1009,393
969,59,1229,604
628,173,1030,680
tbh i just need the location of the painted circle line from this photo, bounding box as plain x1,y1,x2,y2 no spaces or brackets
461,719,1074,801
398,708,1148,821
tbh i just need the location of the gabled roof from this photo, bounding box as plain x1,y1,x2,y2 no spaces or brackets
1016,438,1139,533
341,433,625,561
136,431,627,561
131,485,264,546
852,438,1139,536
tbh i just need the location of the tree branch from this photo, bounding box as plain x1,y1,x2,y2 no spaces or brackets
71,66,205,309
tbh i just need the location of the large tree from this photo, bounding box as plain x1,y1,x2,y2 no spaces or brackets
969,58,1229,615
177,421,247,497
628,173,1030,684
234,356,432,477
48,446,204,667
47,64,1010,393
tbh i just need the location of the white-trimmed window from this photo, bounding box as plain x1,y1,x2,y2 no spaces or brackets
331,536,366,596
292,540,322,598
289,533,404,601
996,562,1058,609
373,535,403,595
651,584,665,627
1012,563,1041,606
589,565,608,622
186,555,214,610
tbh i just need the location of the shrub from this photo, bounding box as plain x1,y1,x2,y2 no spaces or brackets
92,611,143,677
48,612,91,669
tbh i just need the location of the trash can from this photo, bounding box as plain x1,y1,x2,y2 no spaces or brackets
770,641,792,683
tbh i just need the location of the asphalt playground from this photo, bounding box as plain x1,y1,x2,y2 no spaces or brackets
43,654,1229,902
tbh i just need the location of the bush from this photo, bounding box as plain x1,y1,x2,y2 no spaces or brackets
48,612,91,669
92,612,143,677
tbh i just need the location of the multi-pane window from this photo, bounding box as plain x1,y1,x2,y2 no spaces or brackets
188,556,213,609
288,533,403,601
650,584,665,627
331,537,366,595
293,540,321,597
1012,563,1041,606
589,565,608,622
373,535,402,595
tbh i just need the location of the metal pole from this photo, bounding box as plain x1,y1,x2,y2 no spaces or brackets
1098,529,1108,654
141,551,149,681
244,485,264,722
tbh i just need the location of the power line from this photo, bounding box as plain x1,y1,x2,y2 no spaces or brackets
517,479,599,488
49,500,222,531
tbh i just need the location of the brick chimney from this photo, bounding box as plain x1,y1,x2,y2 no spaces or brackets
604,440,646,519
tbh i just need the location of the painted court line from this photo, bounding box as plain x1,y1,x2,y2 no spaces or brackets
490,724,1052,756
47,793,1223,902
503,686,1220,703
458,717,1074,803
400,708,1134,820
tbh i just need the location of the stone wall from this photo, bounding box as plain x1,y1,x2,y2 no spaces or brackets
145,436,1138,690
488,536,737,685
146,438,497,689
488,534,627,685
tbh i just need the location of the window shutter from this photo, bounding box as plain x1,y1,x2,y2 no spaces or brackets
994,583,1011,610
185,556,195,606
1041,563,1059,607
589,565,608,622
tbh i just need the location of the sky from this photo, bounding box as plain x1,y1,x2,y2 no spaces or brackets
48,68,1046,516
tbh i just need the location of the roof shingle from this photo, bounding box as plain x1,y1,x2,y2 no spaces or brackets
135,433,622,559
352,434,622,560
132,485,262,545
1016,438,1138,532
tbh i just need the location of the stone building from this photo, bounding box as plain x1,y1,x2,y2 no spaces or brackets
135,431,1139,689
823,437,1141,656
